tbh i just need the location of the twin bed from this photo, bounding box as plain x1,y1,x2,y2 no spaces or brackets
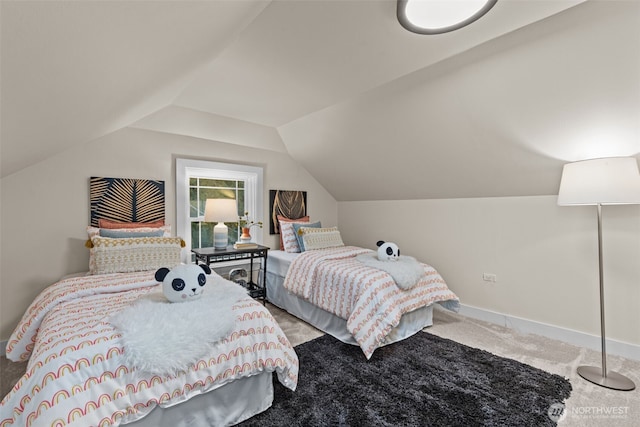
1,179,299,426
1,180,459,426
1,261,298,427
265,246,459,359
264,211,459,359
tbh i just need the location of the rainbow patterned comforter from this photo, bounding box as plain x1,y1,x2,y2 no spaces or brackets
283,246,459,359
1,271,298,427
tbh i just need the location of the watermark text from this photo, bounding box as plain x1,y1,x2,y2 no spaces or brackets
548,403,630,422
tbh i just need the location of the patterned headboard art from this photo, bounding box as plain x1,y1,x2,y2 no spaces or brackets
269,189,307,234
90,177,165,227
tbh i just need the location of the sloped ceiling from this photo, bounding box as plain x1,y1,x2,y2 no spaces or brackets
280,1,640,200
2,0,639,201
0,0,269,177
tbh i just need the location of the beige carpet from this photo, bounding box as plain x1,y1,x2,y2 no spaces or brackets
2,304,639,426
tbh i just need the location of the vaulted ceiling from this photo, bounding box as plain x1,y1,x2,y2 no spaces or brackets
2,0,639,201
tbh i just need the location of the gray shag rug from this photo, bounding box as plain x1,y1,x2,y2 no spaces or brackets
240,332,572,426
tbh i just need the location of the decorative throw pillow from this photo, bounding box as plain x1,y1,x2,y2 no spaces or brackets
87,225,172,273
99,229,165,238
299,227,344,251
98,219,165,229
277,215,309,249
292,221,321,252
277,216,310,252
280,222,304,253
87,225,171,240
90,236,182,275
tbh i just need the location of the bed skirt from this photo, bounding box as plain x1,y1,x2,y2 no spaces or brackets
265,270,434,348
126,372,273,427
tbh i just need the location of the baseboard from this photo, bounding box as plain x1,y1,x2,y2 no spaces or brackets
457,304,640,361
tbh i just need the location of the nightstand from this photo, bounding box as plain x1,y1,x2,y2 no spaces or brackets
191,245,269,304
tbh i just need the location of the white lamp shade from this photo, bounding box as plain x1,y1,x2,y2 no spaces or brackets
204,199,237,249
558,157,640,206
204,199,238,222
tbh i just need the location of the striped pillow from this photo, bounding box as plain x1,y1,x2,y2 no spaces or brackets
90,236,182,275
277,215,309,250
280,221,304,253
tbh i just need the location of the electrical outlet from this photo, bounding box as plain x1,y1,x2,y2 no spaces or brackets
482,273,497,283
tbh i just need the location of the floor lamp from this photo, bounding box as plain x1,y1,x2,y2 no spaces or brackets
558,157,640,391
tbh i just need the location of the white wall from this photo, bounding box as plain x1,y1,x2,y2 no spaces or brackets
0,127,337,340
339,196,640,350
4,131,639,355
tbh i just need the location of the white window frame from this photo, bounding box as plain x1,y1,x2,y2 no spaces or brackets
176,159,264,261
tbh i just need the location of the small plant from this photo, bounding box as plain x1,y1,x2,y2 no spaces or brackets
238,212,263,230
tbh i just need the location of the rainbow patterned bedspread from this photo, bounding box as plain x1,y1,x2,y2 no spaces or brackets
1,271,298,427
283,246,459,359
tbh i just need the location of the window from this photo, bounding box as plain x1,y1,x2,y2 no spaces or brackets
190,177,244,248
176,159,263,256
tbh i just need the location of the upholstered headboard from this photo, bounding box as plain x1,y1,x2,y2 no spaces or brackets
90,177,165,227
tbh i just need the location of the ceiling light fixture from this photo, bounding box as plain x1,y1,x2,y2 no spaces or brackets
397,0,498,35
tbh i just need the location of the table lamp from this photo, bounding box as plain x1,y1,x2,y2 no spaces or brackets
204,198,238,249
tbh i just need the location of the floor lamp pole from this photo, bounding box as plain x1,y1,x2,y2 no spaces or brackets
576,204,635,391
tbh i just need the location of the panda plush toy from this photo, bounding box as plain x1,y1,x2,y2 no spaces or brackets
377,240,400,262
155,264,212,303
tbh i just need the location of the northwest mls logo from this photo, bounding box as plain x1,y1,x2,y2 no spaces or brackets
548,402,567,422
548,403,630,421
